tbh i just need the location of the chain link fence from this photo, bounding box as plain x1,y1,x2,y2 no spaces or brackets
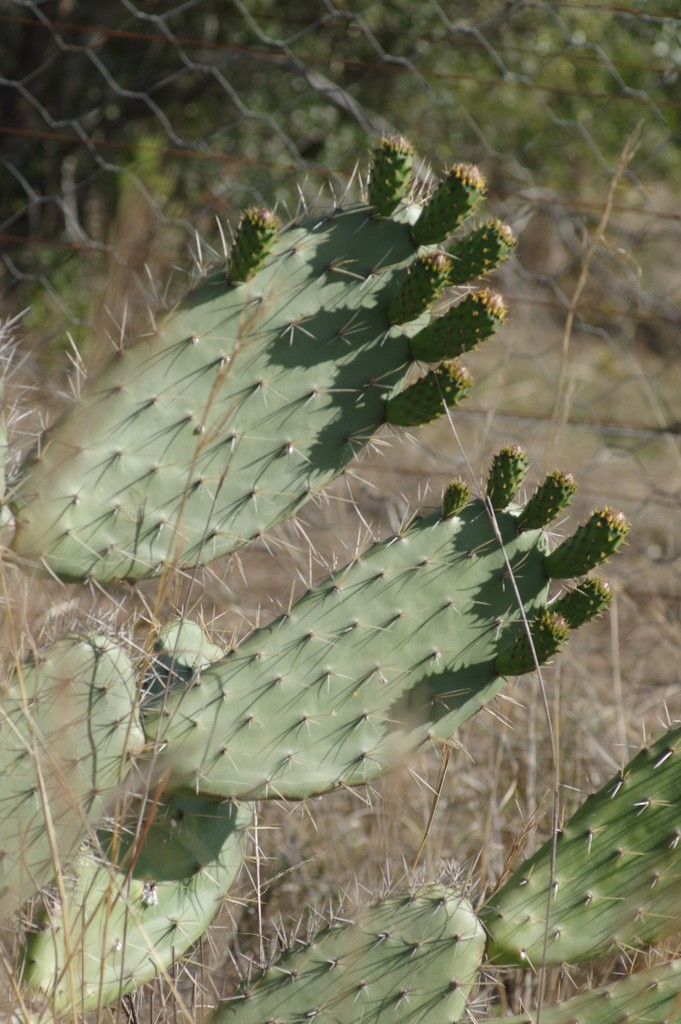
2,0,681,1015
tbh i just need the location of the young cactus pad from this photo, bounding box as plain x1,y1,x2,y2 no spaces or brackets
21,800,252,1012
447,218,516,286
544,507,629,579
516,470,576,531
207,886,485,1024
0,635,142,925
481,725,681,966
412,163,487,246
98,793,246,882
367,135,415,216
486,444,529,511
142,462,624,801
8,142,503,584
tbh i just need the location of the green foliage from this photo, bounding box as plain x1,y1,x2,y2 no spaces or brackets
4,1,679,355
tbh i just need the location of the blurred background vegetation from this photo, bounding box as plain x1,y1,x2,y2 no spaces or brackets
2,1,681,1018
2,1,680,351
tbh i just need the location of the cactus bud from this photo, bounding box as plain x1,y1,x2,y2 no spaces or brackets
388,252,451,325
442,477,471,518
486,445,529,511
368,135,415,216
517,470,577,531
412,163,486,246
386,361,472,427
228,207,279,283
544,507,630,579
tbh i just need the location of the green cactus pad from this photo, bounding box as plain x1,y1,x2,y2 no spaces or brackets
227,207,279,283
10,155,498,584
442,477,471,518
495,610,570,676
207,886,485,1024
483,960,681,1024
368,135,415,217
409,289,507,363
143,499,556,800
481,726,681,965
447,219,516,286
388,251,451,325
412,163,487,246
99,794,244,882
154,617,224,670
544,507,630,579
486,445,529,511
517,470,576,531
385,361,472,427
552,577,612,629
20,800,251,1012
0,636,143,923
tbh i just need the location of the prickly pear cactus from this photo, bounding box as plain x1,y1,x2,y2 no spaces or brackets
481,725,681,966
7,142,508,584
20,799,252,1011
0,635,143,922
483,959,681,1024
142,455,622,802
207,886,486,1024
0,137,659,1024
